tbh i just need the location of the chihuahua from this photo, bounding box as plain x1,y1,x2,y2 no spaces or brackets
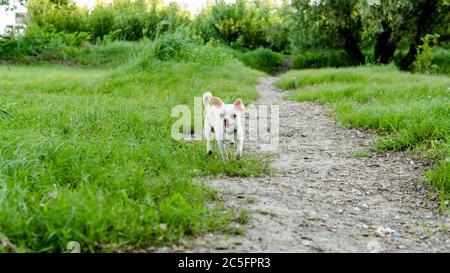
203,91,245,161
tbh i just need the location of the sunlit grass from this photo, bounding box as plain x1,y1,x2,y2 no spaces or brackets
0,55,268,252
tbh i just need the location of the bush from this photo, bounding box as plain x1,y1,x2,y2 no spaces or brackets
28,0,191,43
239,48,284,74
142,30,233,66
430,46,450,75
193,0,290,52
0,25,90,62
150,31,194,61
293,50,354,69
413,34,440,74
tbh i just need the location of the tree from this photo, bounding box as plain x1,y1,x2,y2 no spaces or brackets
194,0,287,50
361,0,412,64
398,0,449,70
290,0,365,64
289,0,449,69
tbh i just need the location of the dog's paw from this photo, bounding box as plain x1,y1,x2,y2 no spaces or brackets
207,149,212,155
234,151,242,159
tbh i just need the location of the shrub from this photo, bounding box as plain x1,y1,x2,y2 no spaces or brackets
413,34,440,74
239,48,284,74
150,31,194,61
193,0,290,52
0,25,90,62
293,50,354,69
28,0,191,43
142,30,233,66
430,46,450,75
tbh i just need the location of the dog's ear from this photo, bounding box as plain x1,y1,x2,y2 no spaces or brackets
211,97,224,108
234,99,245,112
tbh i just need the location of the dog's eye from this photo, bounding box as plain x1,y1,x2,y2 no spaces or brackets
232,114,237,119
220,113,225,118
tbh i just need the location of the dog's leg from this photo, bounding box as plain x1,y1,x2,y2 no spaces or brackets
235,126,243,159
205,121,213,155
214,127,228,161
217,140,228,161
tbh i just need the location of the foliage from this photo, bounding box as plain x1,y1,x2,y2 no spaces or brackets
292,49,354,69
413,34,440,73
289,0,450,69
429,46,450,75
27,0,191,42
3,0,449,71
289,0,365,64
193,0,290,52
238,47,284,74
0,25,90,62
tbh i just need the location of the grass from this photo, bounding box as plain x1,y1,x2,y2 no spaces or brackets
277,65,450,208
218,46,284,74
0,45,269,252
74,41,146,67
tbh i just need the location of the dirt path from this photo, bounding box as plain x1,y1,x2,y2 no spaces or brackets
160,76,449,252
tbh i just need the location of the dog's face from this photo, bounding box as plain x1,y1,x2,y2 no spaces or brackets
210,97,245,132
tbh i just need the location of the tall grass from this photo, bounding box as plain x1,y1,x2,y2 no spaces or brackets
0,39,269,252
277,66,450,207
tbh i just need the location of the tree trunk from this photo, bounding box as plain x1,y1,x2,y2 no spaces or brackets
398,34,420,71
398,0,439,70
374,21,398,64
340,29,365,65
438,34,450,43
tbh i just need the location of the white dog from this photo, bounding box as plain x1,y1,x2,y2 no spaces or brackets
203,91,245,161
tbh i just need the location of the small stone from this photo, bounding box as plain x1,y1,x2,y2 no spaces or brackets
376,226,397,237
366,240,382,253
301,240,312,246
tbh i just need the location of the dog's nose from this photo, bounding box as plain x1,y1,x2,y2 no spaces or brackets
224,119,229,127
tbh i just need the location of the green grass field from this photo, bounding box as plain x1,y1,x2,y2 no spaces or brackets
0,51,270,252
277,65,450,208
1,38,449,252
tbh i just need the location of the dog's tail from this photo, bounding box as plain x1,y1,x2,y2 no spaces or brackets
203,91,213,109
